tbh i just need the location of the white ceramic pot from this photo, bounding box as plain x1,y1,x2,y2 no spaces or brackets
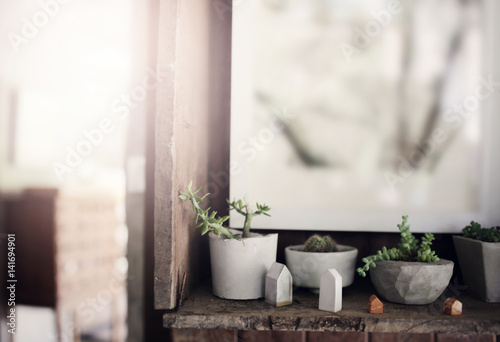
209,230,278,300
285,244,358,290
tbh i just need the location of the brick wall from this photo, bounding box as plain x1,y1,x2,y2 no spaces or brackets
171,329,499,342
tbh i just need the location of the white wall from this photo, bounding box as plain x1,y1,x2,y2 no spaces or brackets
0,0,133,192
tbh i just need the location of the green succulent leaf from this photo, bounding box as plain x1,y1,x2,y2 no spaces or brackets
462,221,500,242
178,183,233,239
202,221,209,235
357,215,440,277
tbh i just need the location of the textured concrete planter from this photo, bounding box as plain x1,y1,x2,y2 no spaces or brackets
285,244,358,291
370,259,454,305
209,231,278,300
453,235,500,303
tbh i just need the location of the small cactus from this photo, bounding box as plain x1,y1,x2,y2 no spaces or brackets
323,235,339,252
303,234,338,252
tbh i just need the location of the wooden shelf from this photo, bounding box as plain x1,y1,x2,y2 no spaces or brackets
163,280,500,334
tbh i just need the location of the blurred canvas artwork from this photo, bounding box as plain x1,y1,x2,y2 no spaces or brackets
230,0,496,231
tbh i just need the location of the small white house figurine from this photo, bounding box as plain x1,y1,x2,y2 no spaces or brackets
265,262,293,307
319,268,342,313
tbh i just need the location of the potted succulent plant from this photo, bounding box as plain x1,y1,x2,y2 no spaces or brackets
285,234,358,292
356,215,454,305
453,221,500,303
179,182,277,300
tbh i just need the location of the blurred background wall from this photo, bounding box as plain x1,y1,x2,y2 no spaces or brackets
0,0,160,341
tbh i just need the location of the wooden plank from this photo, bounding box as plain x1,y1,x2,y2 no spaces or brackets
144,0,173,340
154,0,232,310
153,0,179,311
164,282,500,334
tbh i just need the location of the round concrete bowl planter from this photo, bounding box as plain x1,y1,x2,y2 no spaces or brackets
453,235,500,303
284,244,358,292
209,231,278,300
370,259,454,305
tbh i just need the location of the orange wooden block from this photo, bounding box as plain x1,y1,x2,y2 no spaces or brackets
443,298,462,316
369,294,383,314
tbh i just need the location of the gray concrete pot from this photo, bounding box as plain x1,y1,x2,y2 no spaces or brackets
453,235,500,303
370,259,454,305
285,244,358,291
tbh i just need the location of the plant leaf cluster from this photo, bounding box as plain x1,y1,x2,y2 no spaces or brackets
302,234,338,252
178,181,233,239
356,215,440,277
179,182,271,239
227,197,270,238
462,221,500,242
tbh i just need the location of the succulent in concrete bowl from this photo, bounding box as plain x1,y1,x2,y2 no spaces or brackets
357,215,453,305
